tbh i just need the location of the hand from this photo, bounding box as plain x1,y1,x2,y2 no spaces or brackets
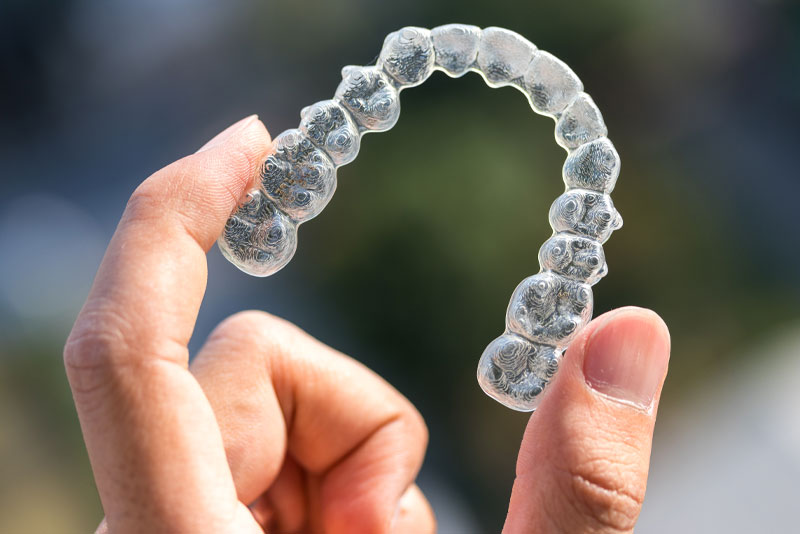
64,116,670,534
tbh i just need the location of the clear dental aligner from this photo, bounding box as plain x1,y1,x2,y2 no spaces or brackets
218,24,622,412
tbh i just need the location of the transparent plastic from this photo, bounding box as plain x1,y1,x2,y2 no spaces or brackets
218,24,623,411
259,129,336,222
524,51,583,116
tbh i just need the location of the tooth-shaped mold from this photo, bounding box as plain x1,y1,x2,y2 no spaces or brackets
219,26,623,412
549,189,622,244
217,190,298,277
431,24,482,78
555,93,607,149
299,100,361,166
378,26,435,88
523,50,583,116
477,333,561,412
476,27,536,88
539,233,607,285
260,129,336,222
506,272,593,347
335,65,401,132
563,137,620,193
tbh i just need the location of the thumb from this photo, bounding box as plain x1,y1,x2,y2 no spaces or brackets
504,307,670,534
65,115,271,534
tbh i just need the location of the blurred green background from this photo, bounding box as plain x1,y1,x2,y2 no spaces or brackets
1,0,799,532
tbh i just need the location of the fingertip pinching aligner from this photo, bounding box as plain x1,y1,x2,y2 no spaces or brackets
218,24,622,411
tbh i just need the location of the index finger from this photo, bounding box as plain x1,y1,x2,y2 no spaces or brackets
64,116,271,532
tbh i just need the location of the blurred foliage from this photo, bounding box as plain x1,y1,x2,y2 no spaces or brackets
0,342,101,532
1,0,799,532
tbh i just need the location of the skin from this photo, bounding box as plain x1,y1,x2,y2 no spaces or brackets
64,116,670,533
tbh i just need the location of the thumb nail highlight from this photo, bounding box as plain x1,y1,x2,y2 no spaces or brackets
583,308,670,410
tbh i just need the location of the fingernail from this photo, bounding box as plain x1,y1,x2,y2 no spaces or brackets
583,309,670,409
197,114,259,153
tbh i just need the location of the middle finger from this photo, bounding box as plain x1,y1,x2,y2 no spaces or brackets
190,310,431,534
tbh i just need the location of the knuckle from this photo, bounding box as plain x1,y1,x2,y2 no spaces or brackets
63,309,133,397
557,457,645,533
209,310,295,350
64,306,185,398
217,309,282,334
127,179,170,220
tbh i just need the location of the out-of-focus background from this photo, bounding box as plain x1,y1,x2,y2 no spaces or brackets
1,0,799,532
